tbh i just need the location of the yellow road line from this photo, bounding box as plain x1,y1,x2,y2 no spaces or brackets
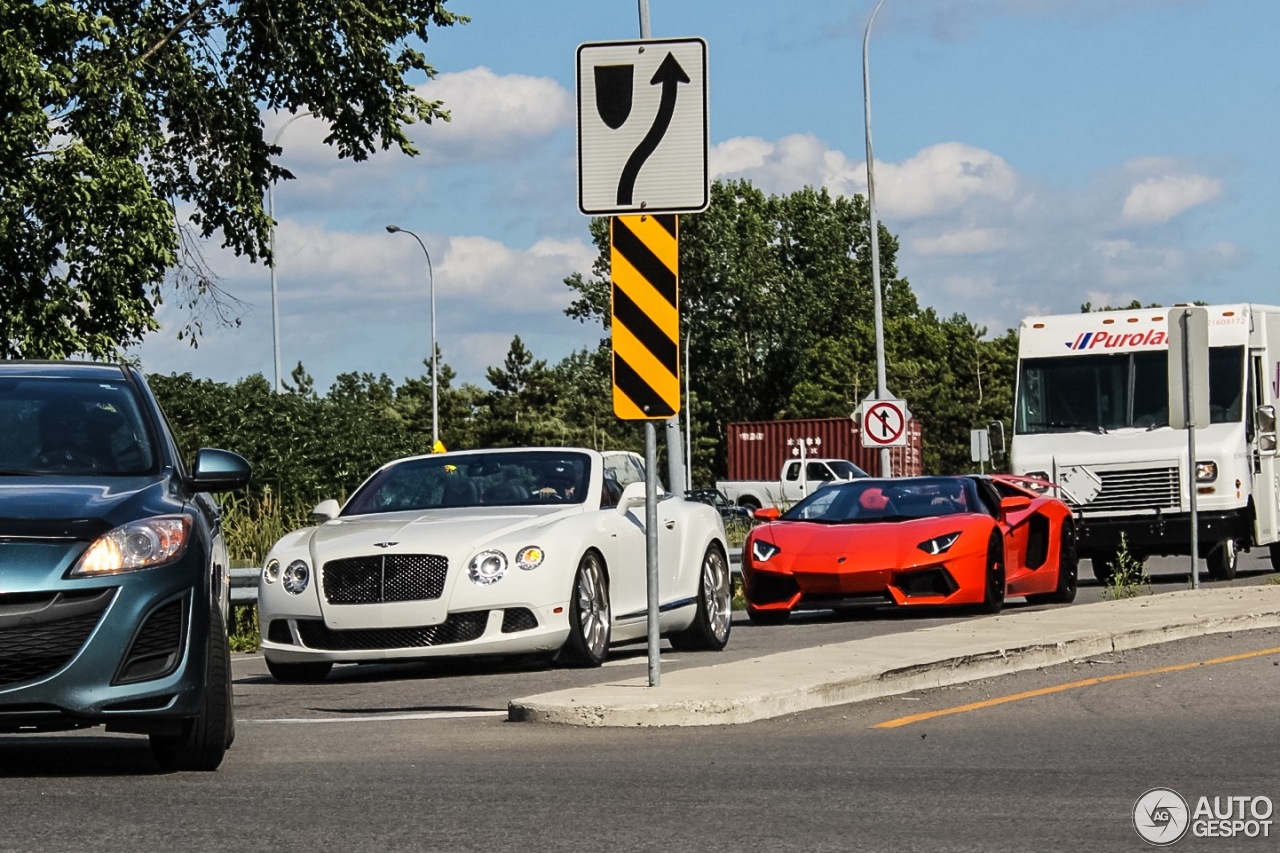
873,646,1280,729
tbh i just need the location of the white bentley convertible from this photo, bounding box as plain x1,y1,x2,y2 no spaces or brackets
257,448,732,681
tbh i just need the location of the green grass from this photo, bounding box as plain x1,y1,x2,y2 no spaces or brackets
1100,533,1150,600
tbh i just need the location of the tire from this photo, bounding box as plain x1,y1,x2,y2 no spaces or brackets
265,658,334,683
150,607,233,772
746,605,790,626
1207,539,1239,581
1027,520,1079,605
559,551,611,667
738,497,762,514
1090,552,1118,586
1270,542,1280,572
669,545,732,652
973,534,1006,615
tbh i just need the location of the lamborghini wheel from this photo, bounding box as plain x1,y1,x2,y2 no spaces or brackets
974,534,1005,615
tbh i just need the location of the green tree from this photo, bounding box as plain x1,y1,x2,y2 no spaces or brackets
0,0,465,358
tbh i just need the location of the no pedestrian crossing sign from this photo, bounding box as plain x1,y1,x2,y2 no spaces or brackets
577,37,709,216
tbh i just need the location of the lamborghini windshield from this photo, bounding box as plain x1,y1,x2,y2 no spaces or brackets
781,477,980,524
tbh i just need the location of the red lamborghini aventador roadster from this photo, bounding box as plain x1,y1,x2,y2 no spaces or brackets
741,475,1077,623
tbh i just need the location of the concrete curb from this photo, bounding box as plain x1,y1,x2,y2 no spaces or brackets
507,584,1280,727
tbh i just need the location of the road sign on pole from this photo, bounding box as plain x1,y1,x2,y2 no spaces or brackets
859,398,910,448
577,37,708,217
611,214,680,419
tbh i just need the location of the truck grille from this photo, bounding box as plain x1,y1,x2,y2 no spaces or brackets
1070,466,1180,513
322,555,448,604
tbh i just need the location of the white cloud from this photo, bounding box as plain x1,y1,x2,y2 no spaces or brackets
913,228,1009,256
876,143,1020,219
415,67,574,164
1121,174,1222,224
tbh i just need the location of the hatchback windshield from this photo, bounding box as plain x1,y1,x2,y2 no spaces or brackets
0,377,156,475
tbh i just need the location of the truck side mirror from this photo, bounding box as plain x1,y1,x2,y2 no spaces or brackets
1258,405,1277,456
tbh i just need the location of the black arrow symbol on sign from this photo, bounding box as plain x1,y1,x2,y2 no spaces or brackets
873,408,893,435
617,52,689,206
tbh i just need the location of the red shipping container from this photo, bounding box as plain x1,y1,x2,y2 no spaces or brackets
725,417,923,480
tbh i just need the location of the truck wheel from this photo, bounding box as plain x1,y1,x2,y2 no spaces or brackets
1207,539,1239,581
1271,543,1280,572
738,497,761,513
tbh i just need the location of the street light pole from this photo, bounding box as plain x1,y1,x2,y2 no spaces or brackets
385,225,438,447
266,111,310,394
863,0,892,477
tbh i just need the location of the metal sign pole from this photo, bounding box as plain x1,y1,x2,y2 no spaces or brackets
1183,310,1200,590
645,421,660,686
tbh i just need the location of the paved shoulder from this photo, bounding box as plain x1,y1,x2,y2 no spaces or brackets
508,584,1280,727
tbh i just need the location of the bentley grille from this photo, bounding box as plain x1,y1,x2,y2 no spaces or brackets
294,611,489,651
322,554,448,604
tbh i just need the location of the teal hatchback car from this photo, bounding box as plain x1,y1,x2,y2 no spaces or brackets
0,362,251,770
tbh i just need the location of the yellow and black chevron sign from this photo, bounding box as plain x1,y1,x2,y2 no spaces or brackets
610,214,680,420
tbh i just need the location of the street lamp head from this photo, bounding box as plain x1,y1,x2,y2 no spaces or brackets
385,224,401,234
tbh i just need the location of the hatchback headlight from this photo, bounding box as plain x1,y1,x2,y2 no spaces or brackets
469,550,508,585
71,516,191,576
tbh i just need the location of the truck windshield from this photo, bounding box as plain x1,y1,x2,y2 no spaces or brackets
1015,346,1244,435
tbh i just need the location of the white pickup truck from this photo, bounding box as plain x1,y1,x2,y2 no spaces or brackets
716,458,869,511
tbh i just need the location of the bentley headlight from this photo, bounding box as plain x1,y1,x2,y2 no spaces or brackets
263,558,280,584
71,516,190,576
918,532,961,556
469,550,508,585
515,546,544,571
282,560,310,595
751,539,781,563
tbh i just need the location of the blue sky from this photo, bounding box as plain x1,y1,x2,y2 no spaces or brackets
134,0,1280,392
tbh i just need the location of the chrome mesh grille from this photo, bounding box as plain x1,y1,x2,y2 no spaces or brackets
294,611,488,651
322,554,448,604
1071,466,1180,513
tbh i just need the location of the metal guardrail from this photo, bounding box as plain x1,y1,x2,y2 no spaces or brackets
228,549,743,608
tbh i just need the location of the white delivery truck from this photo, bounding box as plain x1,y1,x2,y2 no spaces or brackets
1010,303,1280,582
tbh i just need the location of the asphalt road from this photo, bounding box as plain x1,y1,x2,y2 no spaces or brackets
2,627,1277,852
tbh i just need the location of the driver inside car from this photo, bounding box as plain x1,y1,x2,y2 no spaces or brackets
34,398,99,470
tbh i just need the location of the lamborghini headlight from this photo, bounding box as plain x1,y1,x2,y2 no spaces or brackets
917,531,961,556
71,516,190,576
751,539,781,563
469,550,508,585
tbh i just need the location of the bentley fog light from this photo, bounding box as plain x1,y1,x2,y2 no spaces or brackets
282,560,310,595
469,550,508,585
515,546,544,571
